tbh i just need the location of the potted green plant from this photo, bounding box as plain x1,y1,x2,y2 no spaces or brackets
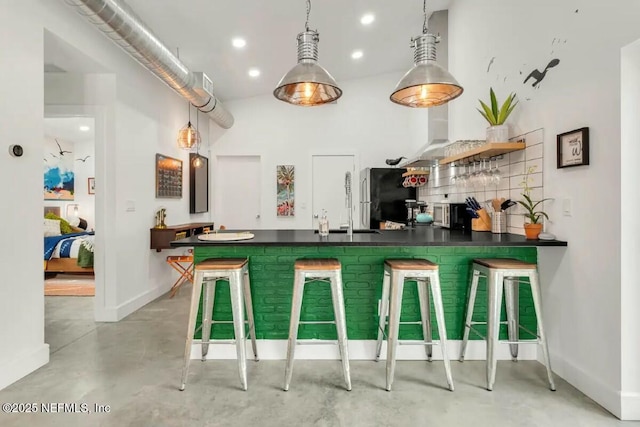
477,88,518,143
517,166,550,239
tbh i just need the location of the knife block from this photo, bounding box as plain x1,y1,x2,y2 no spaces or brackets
472,209,492,232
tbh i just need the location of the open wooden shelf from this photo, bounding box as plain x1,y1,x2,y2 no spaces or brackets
402,170,430,177
440,142,526,165
150,222,214,252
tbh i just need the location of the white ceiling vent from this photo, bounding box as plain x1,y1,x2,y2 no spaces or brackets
193,72,214,98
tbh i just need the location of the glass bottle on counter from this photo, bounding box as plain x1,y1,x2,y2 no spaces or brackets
318,209,329,237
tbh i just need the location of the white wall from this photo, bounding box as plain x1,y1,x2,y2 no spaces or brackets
621,39,640,420
0,0,49,392
448,0,640,419
72,136,95,230
209,72,428,229
1,0,213,389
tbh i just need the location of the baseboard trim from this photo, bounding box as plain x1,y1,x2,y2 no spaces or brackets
95,284,171,322
552,354,622,419
621,392,640,420
0,344,50,391
190,340,538,361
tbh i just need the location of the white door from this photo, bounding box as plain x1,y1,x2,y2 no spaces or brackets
312,155,356,230
215,156,261,230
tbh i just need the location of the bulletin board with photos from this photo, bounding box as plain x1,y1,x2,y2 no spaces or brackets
156,153,183,198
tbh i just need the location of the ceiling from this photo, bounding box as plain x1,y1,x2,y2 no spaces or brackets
125,0,451,101
44,117,95,145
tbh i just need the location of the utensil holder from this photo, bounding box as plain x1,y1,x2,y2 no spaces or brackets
472,209,492,232
491,212,507,234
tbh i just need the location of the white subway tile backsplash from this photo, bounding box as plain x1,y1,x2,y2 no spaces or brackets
497,189,511,200
525,143,544,160
526,129,544,146
510,161,525,176
509,175,524,191
497,175,510,191
508,213,525,229
510,150,526,164
510,171,542,190
508,226,525,235
525,157,543,173
419,129,546,236
497,155,511,167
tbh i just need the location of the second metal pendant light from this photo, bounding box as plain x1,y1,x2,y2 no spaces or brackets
273,0,342,106
390,0,463,108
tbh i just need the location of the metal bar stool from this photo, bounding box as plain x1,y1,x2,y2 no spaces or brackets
180,258,258,391
459,258,555,391
375,259,454,392
284,258,351,391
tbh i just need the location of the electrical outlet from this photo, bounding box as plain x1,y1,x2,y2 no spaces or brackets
562,198,572,217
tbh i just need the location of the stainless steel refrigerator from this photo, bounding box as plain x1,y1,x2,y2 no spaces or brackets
360,168,417,229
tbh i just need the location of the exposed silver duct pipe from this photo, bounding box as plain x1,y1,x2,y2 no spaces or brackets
63,0,234,129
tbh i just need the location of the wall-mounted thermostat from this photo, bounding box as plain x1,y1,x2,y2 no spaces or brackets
9,144,24,157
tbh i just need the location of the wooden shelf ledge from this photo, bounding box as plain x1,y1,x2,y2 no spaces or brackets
440,142,525,165
402,170,430,177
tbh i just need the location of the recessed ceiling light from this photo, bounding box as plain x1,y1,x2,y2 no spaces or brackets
79,125,90,132
351,50,364,60
248,68,261,78
360,13,375,25
232,38,247,49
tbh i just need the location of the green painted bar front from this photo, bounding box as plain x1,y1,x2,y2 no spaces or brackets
192,245,537,341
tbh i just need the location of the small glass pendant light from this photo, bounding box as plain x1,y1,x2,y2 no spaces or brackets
192,109,204,168
390,0,463,108
273,0,342,106
177,102,201,149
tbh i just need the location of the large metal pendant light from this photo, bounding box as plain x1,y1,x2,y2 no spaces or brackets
177,102,201,150
273,0,342,106
390,0,463,108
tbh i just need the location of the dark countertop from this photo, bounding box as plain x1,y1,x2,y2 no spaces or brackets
171,227,567,247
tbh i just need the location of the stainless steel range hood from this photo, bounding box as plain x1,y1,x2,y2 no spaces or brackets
399,138,450,168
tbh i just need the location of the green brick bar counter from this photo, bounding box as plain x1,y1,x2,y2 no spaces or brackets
172,229,567,341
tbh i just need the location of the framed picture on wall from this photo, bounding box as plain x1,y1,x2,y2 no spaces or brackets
44,206,61,216
557,127,589,168
88,177,95,194
155,153,183,198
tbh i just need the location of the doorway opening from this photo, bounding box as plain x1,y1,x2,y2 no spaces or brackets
43,117,96,298
43,29,111,356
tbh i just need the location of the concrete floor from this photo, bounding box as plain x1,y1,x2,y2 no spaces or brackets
0,292,635,427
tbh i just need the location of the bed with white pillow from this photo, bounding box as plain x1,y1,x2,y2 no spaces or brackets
43,217,95,274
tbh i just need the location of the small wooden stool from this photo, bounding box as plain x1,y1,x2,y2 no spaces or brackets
166,253,194,298
376,259,454,392
460,258,555,391
180,258,258,391
284,258,351,391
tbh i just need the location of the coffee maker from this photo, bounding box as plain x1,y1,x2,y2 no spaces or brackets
406,200,429,227
405,199,417,227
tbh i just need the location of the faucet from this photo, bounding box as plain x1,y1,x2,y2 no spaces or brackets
345,172,353,239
